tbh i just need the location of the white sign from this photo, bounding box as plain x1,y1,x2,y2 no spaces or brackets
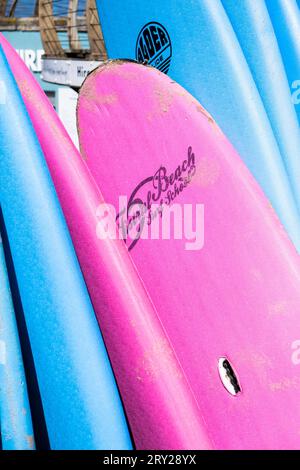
16,49,44,73
57,87,79,149
41,58,101,88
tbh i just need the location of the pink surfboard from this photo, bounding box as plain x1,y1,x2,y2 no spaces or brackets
78,60,300,450
0,35,211,450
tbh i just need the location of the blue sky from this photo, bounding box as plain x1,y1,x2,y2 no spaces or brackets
5,1,86,17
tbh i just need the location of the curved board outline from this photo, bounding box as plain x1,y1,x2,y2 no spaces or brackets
95,0,300,252
0,34,211,450
78,60,300,449
222,0,300,216
0,45,132,450
0,234,35,450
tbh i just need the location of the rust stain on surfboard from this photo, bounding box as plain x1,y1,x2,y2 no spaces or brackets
154,85,174,113
147,84,174,120
26,434,35,449
18,79,74,152
193,157,220,188
269,375,300,392
135,337,182,382
268,300,289,316
250,268,264,282
172,84,221,134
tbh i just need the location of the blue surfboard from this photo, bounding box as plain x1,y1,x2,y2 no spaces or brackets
0,47,132,450
222,0,300,214
0,234,35,450
266,0,300,124
96,0,300,252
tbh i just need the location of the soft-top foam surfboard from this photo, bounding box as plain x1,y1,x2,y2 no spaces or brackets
266,0,300,124
0,234,35,450
222,0,300,213
78,60,300,449
0,34,211,450
0,46,132,450
95,0,300,252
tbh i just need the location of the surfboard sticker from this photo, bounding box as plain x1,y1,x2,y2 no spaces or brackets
95,0,300,252
136,22,172,73
78,60,300,450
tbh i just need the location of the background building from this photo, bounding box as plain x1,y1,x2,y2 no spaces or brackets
0,1,105,146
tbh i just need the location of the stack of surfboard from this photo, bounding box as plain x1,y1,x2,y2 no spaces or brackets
1,0,300,450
